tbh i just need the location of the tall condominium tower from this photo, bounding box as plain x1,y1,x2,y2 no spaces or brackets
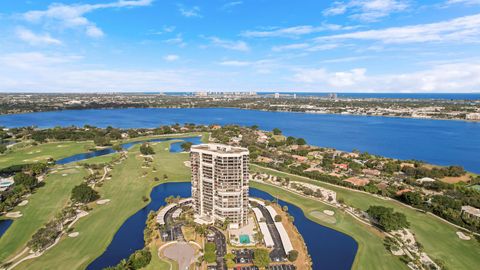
190,144,249,227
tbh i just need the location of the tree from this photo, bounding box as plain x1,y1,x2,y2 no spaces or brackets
274,215,282,222
71,183,100,203
140,143,155,155
400,191,423,207
367,205,409,232
112,144,123,151
253,248,271,268
272,128,282,135
286,136,296,145
14,172,38,189
128,249,152,269
225,253,236,269
181,141,193,152
93,136,110,146
296,138,307,145
288,250,299,262
204,242,217,263
0,144,6,154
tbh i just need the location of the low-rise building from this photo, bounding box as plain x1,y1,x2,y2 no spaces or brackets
461,206,480,221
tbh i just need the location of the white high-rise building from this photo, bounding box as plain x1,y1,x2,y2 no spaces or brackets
190,144,249,226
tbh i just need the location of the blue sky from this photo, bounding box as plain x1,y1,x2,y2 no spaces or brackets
1,0,480,92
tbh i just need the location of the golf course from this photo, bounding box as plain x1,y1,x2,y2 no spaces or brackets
1,133,480,270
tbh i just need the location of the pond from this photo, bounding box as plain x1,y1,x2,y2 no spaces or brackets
56,136,202,165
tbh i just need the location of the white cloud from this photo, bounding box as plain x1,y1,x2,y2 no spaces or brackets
292,62,480,92
0,52,80,69
324,0,409,22
23,0,153,38
0,52,199,92
219,60,252,66
178,5,201,18
446,0,480,5
222,1,243,10
163,34,187,47
16,27,62,46
241,24,353,38
272,43,340,52
207,37,250,51
164,54,179,61
316,13,480,44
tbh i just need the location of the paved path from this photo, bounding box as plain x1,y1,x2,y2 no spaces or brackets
162,242,195,270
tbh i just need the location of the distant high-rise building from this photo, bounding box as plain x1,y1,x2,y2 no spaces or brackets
274,93,280,99
328,93,337,99
191,144,250,226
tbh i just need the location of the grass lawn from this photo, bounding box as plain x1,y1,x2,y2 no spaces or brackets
144,242,177,270
13,139,191,270
251,165,480,270
250,181,407,270
0,141,94,169
0,166,87,261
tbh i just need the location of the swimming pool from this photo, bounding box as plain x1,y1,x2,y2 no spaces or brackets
239,234,250,244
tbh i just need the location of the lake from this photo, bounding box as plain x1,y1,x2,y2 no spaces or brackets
87,182,357,270
1,108,478,173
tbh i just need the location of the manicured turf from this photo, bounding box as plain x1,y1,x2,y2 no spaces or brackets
250,181,407,270
13,139,192,270
144,243,178,270
0,141,94,169
0,166,87,261
251,165,480,270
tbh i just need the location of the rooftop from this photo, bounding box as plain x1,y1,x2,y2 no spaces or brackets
191,143,249,155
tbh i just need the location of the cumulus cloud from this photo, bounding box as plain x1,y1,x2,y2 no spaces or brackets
22,0,153,38
324,0,409,22
292,62,480,92
316,13,480,44
16,27,62,46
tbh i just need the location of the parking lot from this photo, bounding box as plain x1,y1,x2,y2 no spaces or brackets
255,204,287,261
268,265,296,270
232,249,254,264
208,226,227,270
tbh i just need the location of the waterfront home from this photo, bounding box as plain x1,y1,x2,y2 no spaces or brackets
362,169,381,176
344,177,370,187
461,206,480,221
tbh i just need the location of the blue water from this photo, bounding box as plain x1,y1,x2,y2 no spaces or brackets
86,182,192,270
250,188,357,270
87,182,357,270
56,136,202,165
2,108,479,173
0,219,13,238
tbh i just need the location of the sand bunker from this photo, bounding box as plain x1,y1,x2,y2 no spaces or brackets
323,210,335,216
6,211,22,218
456,231,471,240
96,199,111,205
310,210,336,224
68,232,79,238
18,200,29,206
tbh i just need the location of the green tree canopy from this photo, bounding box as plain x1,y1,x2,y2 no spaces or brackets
253,248,271,268
71,183,100,203
367,205,409,232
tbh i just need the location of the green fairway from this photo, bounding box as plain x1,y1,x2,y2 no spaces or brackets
250,181,407,270
13,139,192,270
0,141,94,169
0,166,87,261
251,165,480,270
